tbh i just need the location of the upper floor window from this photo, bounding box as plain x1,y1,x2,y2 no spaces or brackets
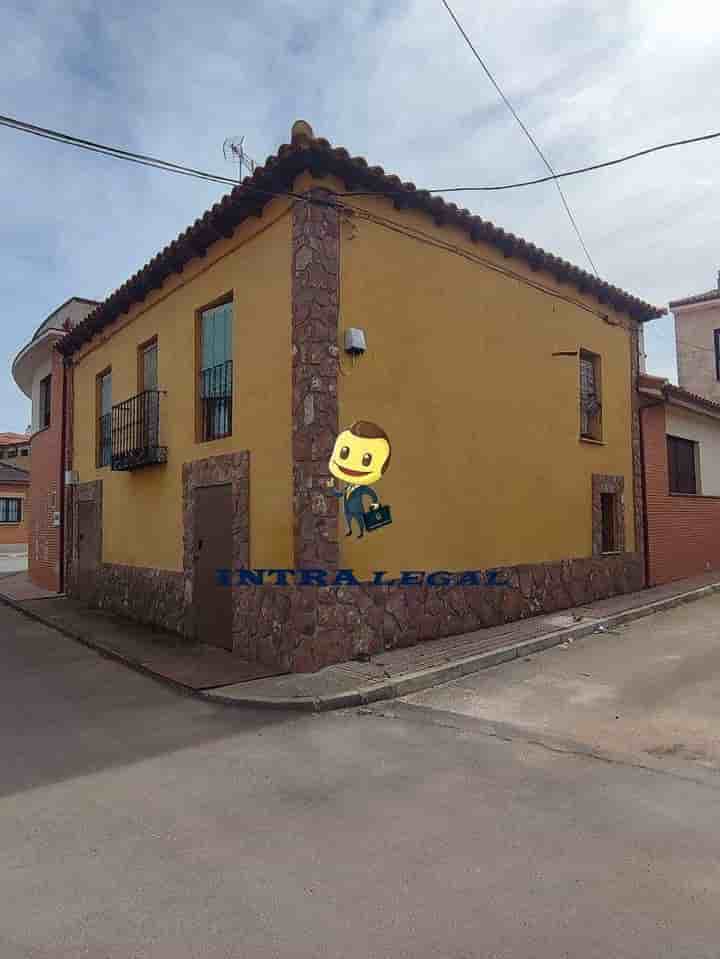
579,350,602,441
20,448,28,457
139,337,158,391
667,435,699,494
198,300,233,441
97,369,112,467
7,447,17,458
714,329,720,381
0,498,22,524
39,374,52,430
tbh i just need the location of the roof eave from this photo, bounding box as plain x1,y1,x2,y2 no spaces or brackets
58,137,665,357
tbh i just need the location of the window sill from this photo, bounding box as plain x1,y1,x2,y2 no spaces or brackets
600,549,623,556
197,435,233,445
669,491,718,499
580,436,605,446
0,523,22,527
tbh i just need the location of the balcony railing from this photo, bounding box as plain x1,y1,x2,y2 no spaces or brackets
98,412,112,467
111,389,167,471
199,360,233,441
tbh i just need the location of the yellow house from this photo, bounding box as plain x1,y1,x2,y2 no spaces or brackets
58,120,663,672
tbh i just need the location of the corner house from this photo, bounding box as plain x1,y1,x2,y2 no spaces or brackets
58,121,663,673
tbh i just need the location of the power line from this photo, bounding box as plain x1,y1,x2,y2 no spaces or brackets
0,113,313,205
3,110,719,206
438,0,598,275
339,130,720,196
341,200,612,321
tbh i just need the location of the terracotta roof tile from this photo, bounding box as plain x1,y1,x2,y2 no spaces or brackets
669,288,720,309
0,433,29,446
58,128,665,357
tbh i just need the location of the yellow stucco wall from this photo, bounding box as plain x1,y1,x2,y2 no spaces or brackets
72,197,293,572
337,195,637,579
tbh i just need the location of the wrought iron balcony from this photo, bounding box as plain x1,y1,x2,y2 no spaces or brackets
199,360,233,441
111,389,167,471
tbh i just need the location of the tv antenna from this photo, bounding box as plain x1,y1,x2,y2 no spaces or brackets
223,136,256,182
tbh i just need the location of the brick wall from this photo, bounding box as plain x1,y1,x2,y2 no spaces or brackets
0,482,28,546
27,350,65,591
642,402,720,584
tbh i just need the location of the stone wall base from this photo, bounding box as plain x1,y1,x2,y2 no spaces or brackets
68,563,185,635
69,551,642,671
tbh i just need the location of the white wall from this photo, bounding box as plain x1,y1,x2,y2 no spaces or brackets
30,355,53,435
673,300,720,401
666,406,720,496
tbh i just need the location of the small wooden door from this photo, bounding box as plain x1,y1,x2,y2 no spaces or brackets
77,500,99,575
194,483,233,649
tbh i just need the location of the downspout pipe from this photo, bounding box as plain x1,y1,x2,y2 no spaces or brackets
59,352,69,594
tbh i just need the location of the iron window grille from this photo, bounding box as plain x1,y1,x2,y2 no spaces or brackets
580,352,602,439
98,412,112,467
199,360,233,441
111,389,167,471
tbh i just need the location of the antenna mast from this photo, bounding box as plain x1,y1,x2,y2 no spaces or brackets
222,136,256,182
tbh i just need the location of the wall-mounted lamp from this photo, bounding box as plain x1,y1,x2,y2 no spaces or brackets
344,328,367,357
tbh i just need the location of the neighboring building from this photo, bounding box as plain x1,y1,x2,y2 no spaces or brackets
0,432,32,469
0,461,30,548
640,374,720,585
670,272,720,400
57,121,663,673
12,297,99,590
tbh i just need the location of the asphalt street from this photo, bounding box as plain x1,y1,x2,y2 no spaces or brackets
1,599,720,958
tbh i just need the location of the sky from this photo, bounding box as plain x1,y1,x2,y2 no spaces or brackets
2,0,719,431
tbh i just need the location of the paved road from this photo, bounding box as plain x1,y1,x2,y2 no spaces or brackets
1,600,720,958
406,592,720,769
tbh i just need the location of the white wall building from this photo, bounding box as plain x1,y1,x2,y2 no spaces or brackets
670,272,720,402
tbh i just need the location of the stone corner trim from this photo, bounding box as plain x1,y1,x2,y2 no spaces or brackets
292,189,340,569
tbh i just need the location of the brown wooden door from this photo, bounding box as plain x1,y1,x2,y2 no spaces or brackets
194,483,233,649
77,500,99,575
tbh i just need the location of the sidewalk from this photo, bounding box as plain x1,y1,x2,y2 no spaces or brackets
2,570,720,710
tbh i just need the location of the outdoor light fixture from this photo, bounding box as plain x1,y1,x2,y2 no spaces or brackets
344,328,367,356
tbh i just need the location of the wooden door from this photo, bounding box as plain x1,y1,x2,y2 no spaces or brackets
77,500,99,575
194,483,233,649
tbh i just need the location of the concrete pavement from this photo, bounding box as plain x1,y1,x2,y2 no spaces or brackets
404,590,720,771
0,544,27,576
3,569,720,709
2,601,720,956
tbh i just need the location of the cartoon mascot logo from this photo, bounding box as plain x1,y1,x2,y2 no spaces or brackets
327,421,392,538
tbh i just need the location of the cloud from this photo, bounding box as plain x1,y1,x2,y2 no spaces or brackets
2,0,718,428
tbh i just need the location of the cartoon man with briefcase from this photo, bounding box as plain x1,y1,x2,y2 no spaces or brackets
326,420,392,539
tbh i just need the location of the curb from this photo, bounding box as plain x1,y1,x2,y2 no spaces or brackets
3,579,720,712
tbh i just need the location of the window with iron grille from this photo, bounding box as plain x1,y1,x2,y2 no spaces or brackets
198,300,233,441
600,493,617,552
579,350,602,440
39,374,52,429
0,498,22,523
97,369,112,467
667,435,698,494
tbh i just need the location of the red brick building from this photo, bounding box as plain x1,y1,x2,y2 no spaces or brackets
640,373,720,585
0,462,30,548
11,297,98,590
